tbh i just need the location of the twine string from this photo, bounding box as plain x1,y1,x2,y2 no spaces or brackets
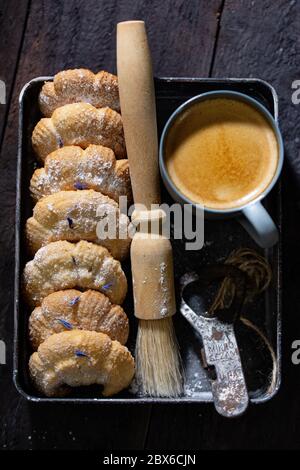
210,248,276,395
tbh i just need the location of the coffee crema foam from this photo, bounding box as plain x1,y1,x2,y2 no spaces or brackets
165,98,279,210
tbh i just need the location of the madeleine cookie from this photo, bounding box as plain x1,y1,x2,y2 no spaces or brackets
29,330,135,397
29,289,129,350
30,145,132,203
23,240,127,307
26,189,131,260
32,103,126,161
39,69,119,117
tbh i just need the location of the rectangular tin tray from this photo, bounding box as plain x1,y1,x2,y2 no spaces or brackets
14,77,282,403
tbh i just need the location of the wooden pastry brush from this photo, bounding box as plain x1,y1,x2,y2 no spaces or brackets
117,20,183,396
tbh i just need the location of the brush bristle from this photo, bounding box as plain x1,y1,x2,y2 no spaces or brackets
134,317,183,397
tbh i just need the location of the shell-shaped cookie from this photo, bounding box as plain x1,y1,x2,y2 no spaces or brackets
30,145,132,203
29,289,129,349
39,69,120,117
32,103,126,162
25,189,131,260
23,240,127,307
29,330,135,397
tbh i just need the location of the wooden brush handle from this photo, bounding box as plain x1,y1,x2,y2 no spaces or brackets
117,20,160,208
131,233,176,320
117,21,176,320
130,210,176,320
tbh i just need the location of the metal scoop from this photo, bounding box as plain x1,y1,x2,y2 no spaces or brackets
180,266,249,418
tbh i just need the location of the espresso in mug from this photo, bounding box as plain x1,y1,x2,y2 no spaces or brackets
165,98,279,210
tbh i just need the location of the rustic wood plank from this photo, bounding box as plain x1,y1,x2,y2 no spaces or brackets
0,0,30,145
3,0,299,451
1,401,153,450
10,0,222,79
145,0,300,450
0,0,223,451
0,0,30,451
211,0,300,448
212,0,300,184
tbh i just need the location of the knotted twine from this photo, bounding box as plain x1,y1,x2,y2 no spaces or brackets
210,248,277,395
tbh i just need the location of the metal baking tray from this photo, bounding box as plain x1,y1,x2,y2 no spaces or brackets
14,77,282,404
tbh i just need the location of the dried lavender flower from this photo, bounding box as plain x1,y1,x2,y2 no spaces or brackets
69,296,80,306
57,318,73,330
75,350,89,358
102,282,113,290
67,217,74,228
74,182,88,190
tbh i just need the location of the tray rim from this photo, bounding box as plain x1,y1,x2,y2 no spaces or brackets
14,76,282,404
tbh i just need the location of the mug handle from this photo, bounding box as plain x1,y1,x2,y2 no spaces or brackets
239,202,278,248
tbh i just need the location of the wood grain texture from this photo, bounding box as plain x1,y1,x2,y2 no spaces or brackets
0,0,30,451
212,0,300,185
0,0,30,143
145,0,300,450
11,0,222,78
0,0,222,450
212,0,300,449
1,0,300,451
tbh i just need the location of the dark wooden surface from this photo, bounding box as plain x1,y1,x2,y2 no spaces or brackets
0,0,300,450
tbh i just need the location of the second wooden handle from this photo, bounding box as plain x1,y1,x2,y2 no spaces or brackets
117,20,160,208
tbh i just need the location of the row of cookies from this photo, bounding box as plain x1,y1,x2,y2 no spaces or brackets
23,69,135,397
